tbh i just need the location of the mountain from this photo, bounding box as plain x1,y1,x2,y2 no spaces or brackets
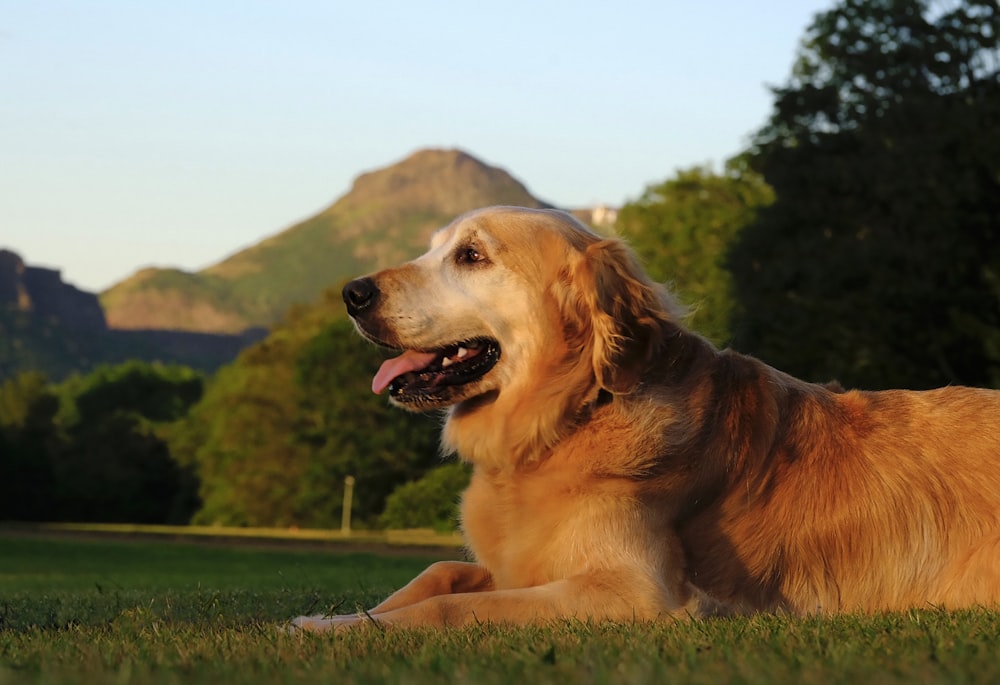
0,249,264,382
101,148,551,333
1,249,107,331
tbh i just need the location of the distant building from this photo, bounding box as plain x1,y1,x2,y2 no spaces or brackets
590,204,618,228
568,205,619,232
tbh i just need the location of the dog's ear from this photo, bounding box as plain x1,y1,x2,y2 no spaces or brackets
561,238,677,394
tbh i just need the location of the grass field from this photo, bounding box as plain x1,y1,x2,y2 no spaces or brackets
2,532,1000,684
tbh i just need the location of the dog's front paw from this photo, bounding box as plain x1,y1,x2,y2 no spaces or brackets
289,614,334,633
288,613,368,633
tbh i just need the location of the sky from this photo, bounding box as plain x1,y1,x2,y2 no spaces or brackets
1,0,833,293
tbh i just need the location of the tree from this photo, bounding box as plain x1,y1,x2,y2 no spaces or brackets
51,362,204,523
293,318,442,526
172,319,327,527
0,363,203,523
616,163,774,345
379,462,471,531
173,290,442,528
729,0,1000,389
0,372,58,520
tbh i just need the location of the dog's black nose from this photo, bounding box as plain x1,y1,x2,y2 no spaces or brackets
342,277,379,316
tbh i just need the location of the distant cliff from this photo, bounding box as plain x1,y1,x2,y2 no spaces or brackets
0,249,264,382
0,250,107,330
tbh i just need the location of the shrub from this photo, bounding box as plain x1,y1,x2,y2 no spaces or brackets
379,462,471,531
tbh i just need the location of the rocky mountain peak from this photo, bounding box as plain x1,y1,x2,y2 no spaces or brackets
338,148,547,218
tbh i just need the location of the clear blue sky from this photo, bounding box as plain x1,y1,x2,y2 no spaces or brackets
1,0,831,293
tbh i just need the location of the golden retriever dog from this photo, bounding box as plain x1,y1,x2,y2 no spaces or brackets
293,206,1000,631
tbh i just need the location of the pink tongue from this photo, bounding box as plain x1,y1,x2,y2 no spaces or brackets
372,350,438,394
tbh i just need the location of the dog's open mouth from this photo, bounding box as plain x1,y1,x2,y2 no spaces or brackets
371,338,501,405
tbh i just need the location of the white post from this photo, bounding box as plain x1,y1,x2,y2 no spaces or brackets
341,475,355,535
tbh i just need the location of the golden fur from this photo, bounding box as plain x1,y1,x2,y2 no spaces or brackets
293,206,1000,631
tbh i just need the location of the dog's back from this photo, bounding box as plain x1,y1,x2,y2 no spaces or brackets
659,343,1000,613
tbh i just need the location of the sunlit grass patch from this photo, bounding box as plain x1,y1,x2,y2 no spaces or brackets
2,533,1000,684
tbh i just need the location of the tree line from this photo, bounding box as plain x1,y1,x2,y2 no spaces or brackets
1,0,997,527
0,362,201,523
622,0,999,390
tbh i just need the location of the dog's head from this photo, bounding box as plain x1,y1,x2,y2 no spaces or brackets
343,206,682,461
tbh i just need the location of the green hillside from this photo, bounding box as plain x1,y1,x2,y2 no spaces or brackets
0,310,107,381
101,149,549,333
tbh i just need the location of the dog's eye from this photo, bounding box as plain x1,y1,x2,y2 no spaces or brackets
457,246,486,265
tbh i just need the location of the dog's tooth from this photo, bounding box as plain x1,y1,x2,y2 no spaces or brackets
456,347,469,359
441,357,453,368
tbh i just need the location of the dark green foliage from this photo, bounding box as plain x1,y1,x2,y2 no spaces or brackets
65,361,203,424
380,462,472,531
617,163,774,345
51,362,203,524
0,372,59,521
170,316,328,528
0,363,203,523
173,291,442,529
730,0,1000,389
293,317,444,526
0,310,107,382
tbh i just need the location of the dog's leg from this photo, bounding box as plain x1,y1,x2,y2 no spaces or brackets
304,568,687,631
290,561,493,632
368,561,494,613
